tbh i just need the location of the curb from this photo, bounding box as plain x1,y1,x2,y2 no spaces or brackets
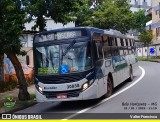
138,60,160,63
144,60,160,63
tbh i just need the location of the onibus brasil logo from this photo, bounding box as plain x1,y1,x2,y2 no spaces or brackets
4,97,16,108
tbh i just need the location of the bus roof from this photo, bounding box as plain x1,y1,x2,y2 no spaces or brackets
37,26,103,34
37,26,134,39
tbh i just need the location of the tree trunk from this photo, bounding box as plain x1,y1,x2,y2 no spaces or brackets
0,54,4,81
6,53,30,101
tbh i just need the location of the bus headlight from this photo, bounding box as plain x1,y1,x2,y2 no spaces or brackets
82,80,94,91
36,85,43,94
38,86,43,93
82,83,89,90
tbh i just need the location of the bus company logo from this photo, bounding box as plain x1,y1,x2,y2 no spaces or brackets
4,97,16,108
150,48,155,54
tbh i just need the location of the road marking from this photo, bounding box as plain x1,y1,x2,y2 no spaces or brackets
62,66,145,120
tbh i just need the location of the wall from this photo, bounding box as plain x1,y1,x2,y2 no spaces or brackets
24,18,75,31
22,19,75,48
152,0,160,44
128,0,151,12
137,44,160,57
4,48,34,84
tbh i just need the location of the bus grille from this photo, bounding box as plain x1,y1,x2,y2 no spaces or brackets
43,89,82,98
36,74,84,84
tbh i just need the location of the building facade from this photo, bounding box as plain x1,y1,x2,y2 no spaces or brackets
128,0,151,12
127,0,151,41
23,18,75,47
151,0,160,44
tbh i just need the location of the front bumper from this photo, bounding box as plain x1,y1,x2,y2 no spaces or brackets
36,81,99,102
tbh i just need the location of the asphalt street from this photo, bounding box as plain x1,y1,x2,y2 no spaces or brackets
16,61,160,119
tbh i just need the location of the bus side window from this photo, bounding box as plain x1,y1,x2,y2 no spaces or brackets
102,35,111,58
119,49,124,56
93,32,103,60
98,42,103,59
129,39,132,46
108,37,113,46
115,38,118,46
117,38,121,46
132,39,134,47
125,39,128,46
120,38,124,46
111,46,119,56
133,40,135,46
96,41,103,59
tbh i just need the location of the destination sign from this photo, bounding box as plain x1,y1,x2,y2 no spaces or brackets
56,31,81,40
34,30,83,42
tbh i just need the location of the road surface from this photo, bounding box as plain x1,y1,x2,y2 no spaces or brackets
16,61,160,119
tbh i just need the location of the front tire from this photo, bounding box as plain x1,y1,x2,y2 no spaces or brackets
104,76,113,98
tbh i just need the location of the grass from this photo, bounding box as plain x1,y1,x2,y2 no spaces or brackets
0,94,37,113
138,57,160,62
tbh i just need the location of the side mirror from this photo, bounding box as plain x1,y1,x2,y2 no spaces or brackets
26,55,30,65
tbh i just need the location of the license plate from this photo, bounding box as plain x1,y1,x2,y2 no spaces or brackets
56,94,67,99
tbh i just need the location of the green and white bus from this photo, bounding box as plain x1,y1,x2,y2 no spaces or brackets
33,27,138,102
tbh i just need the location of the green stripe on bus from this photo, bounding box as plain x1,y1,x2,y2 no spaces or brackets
114,63,128,71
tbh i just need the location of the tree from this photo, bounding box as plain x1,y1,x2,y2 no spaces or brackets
132,10,151,33
74,0,94,26
0,54,4,81
0,0,84,100
139,30,152,46
24,0,83,31
74,0,105,26
0,0,30,100
74,0,134,33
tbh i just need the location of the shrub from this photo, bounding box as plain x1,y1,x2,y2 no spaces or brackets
0,76,17,92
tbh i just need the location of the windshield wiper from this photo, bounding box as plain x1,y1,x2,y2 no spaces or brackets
62,39,76,56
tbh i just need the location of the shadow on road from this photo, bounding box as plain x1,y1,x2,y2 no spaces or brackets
45,99,102,112
113,76,136,94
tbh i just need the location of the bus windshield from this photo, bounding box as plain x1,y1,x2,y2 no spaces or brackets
35,41,92,75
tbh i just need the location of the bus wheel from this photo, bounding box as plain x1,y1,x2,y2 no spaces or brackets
105,76,113,98
128,66,133,81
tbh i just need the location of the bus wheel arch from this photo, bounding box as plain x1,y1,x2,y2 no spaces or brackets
104,73,113,98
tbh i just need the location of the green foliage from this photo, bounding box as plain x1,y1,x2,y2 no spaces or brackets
138,57,160,62
0,77,17,92
0,0,25,54
75,0,94,26
0,0,85,100
132,10,151,33
23,0,83,31
75,0,150,34
75,0,134,33
0,80,5,92
0,0,84,52
30,94,36,100
139,30,152,45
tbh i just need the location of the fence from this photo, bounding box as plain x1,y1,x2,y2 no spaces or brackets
136,44,160,57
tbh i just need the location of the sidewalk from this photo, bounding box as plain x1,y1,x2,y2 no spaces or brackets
0,85,37,113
